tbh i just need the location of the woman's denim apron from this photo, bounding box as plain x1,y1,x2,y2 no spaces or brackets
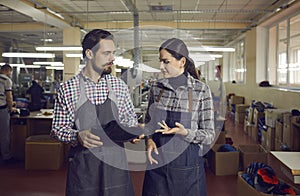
143,88,207,196
66,76,135,196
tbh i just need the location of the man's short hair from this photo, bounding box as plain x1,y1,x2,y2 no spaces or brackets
81,29,114,59
0,63,12,72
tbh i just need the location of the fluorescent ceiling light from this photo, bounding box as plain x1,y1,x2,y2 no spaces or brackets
19,65,41,68
65,53,83,58
190,53,223,58
2,52,55,58
40,38,53,42
192,56,216,61
115,68,122,72
188,46,235,52
0,63,41,68
33,61,64,66
80,29,87,34
108,11,131,14
36,46,82,51
46,8,64,19
235,68,246,73
45,66,64,70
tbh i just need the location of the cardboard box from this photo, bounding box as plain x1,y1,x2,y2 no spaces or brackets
208,144,239,176
237,171,299,196
239,144,267,170
261,130,267,150
246,124,256,137
265,109,289,128
230,96,244,105
291,116,300,151
275,120,283,140
10,123,27,160
251,126,258,142
274,138,283,151
282,124,292,149
236,104,249,113
253,109,265,126
244,119,248,134
237,171,269,196
235,112,246,123
247,107,254,124
283,112,292,125
25,135,64,170
266,127,275,152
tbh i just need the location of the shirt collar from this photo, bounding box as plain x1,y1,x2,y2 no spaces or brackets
157,72,195,90
79,71,109,84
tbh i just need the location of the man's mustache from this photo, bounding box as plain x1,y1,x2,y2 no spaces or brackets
105,61,114,66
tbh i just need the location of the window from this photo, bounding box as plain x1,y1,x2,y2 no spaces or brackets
267,12,300,88
226,39,245,83
289,14,300,86
268,26,277,84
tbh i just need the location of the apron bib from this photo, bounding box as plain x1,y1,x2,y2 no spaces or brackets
143,88,207,196
66,76,134,196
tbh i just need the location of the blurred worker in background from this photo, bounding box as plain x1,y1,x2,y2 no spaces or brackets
0,63,17,164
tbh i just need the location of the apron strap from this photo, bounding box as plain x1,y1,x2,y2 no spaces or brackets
75,76,89,112
188,87,193,112
156,89,164,102
106,76,118,103
74,76,89,129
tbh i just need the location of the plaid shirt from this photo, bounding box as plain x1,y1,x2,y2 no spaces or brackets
145,74,215,146
51,72,137,144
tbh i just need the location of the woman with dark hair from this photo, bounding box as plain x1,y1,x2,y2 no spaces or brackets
142,38,215,196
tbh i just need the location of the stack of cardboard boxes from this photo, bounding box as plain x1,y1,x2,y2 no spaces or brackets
263,109,290,152
244,107,265,142
291,116,300,151
208,143,268,176
235,104,250,124
25,135,64,170
228,95,244,114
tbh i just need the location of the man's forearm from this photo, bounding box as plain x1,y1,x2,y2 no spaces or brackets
6,91,14,111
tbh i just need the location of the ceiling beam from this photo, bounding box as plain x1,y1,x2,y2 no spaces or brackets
1,0,71,29
0,23,57,32
120,0,138,14
0,20,250,33
83,21,249,30
259,0,300,27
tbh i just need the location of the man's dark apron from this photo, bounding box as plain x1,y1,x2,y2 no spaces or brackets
143,88,207,196
66,76,135,196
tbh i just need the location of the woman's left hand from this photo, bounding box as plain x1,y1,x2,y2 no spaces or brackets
155,121,188,136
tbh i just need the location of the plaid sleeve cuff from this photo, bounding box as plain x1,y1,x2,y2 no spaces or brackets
70,130,79,146
184,129,195,143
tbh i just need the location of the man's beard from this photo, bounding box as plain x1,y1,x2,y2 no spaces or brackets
92,62,112,75
102,66,112,75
